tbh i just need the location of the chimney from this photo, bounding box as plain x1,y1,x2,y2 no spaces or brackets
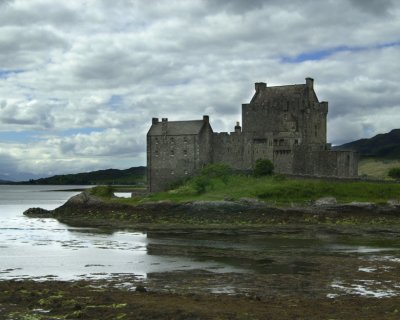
161,118,168,135
255,82,266,92
152,118,159,125
234,121,241,133
203,115,209,123
306,77,314,88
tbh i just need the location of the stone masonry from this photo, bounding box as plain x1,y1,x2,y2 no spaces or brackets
147,78,358,192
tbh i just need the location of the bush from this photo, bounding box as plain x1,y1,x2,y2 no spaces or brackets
253,158,274,177
192,175,212,194
90,185,115,198
388,167,400,180
201,163,232,184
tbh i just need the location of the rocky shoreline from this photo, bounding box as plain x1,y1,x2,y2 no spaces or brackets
23,191,400,229
13,192,400,319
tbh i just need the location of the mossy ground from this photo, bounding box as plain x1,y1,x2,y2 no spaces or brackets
115,174,400,206
1,279,400,320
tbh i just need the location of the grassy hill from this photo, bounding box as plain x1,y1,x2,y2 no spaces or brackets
335,129,400,158
334,129,400,179
22,167,146,185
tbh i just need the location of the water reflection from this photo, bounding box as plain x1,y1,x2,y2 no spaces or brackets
1,185,400,298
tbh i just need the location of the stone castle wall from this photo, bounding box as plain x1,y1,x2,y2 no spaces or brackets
147,78,359,192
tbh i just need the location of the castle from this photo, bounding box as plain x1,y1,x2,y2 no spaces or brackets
147,78,358,192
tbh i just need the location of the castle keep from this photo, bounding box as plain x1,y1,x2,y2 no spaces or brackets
147,78,358,192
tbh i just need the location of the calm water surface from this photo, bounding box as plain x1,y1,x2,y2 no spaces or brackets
0,185,241,280
1,185,400,298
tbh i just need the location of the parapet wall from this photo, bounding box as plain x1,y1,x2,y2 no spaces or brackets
212,132,245,169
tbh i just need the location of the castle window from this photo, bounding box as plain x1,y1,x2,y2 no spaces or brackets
183,137,188,143
171,170,174,175
155,138,159,145
170,150,174,156
170,137,175,144
184,170,188,175
155,150,159,157
183,149,187,156
294,140,298,145
279,139,284,146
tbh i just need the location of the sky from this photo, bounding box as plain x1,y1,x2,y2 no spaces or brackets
0,0,399,181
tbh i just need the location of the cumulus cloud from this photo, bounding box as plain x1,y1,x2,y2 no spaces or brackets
0,0,399,179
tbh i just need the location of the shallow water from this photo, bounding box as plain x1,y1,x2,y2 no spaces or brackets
1,185,400,298
0,185,243,281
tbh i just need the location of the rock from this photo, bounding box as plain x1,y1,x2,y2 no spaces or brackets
135,285,147,293
387,199,400,207
314,197,337,206
23,207,52,217
183,201,247,213
348,201,374,208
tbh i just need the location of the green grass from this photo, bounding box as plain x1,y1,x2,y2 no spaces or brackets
116,174,400,206
358,157,400,179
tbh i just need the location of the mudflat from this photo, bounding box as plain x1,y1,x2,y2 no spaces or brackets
11,192,400,319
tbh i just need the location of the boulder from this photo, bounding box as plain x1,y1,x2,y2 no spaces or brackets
314,197,337,206
23,207,52,217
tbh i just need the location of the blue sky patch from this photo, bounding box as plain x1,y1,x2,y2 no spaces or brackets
0,131,41,143
0,69,25,79
108,95,123,109
282,41,400,63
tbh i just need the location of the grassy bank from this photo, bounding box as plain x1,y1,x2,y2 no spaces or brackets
359,157,400,179
114,174,400,206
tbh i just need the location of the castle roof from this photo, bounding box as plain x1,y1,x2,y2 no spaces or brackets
148,120,207,136
250,78,318,104
251,84,307,103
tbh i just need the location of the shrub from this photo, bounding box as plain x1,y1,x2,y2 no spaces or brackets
192,175,212,194
201,163,232,184
253,158,274,177
90,185,115,198
388,167,400,180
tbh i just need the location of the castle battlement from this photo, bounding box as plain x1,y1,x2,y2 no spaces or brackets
147,78,358,192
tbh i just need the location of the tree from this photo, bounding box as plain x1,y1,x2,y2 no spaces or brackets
253,158,274,177
388,167,400,180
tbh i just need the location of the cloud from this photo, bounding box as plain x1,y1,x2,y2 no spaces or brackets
0,0,399,179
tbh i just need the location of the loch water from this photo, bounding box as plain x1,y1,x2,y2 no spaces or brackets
1,185,400,298
0,185,241,281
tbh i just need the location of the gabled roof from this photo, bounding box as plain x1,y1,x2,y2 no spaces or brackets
148,120,206,136
251,84,308,104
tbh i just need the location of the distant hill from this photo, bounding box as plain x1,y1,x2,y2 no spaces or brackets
18,167,146,185
334,129,400,158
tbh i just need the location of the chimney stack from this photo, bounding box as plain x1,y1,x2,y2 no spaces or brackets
255,82,266,92
203,115,209,123
234,121,241,133
306,77,314,88
152,118,159,125
161,118,168,135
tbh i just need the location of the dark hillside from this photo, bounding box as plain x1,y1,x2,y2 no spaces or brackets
335,129,400,158
22,166,146,185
